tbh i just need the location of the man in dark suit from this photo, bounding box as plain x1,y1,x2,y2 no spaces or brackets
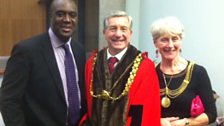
0,0,86,126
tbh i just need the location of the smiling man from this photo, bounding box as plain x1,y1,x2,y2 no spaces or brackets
0,0,86,126
80,10,161,126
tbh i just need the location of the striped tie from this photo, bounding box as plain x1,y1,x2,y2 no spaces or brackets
108,57,118,74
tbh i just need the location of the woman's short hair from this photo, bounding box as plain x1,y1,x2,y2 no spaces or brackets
150,16,184,42
103,10,133,30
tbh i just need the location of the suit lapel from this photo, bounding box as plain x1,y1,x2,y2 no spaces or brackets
70,41,85,99
40,34,65,100
70,41,81,72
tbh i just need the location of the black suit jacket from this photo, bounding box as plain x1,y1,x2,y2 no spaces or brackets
0,33,86,126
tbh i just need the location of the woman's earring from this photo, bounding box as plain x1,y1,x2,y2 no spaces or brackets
154,49,159,66
156,49,159,58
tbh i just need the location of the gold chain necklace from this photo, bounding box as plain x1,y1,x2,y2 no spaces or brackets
160,61,195,108
161,74,173,108
90,53,143,101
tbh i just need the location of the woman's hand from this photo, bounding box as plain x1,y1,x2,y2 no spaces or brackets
161,117,179,126
170,118,187,126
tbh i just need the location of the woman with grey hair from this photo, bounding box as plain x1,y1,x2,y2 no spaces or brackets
150,16,217,126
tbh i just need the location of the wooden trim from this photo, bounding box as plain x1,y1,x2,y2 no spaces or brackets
0,68,4,75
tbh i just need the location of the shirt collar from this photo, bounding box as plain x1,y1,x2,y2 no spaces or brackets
48,28,71,48
107,47,128,61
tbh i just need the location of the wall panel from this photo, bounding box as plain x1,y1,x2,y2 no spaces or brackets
0,0,46,56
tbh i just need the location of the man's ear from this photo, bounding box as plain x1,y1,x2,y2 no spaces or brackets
103,29,106,34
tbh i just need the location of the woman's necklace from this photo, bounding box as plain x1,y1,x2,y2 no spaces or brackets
160,61,195,108
161,74,173,108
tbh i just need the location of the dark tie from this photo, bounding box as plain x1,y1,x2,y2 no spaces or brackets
108,57,118,74
62,44,80,125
